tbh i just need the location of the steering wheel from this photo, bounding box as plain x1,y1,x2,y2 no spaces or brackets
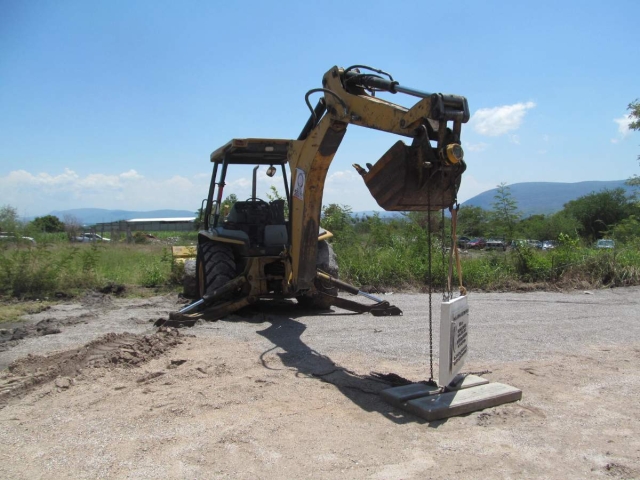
245,197,269,206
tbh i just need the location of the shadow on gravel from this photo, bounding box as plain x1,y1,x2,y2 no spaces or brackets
222,301,428,425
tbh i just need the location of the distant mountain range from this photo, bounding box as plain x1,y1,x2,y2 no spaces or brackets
355,180,635,218
46,180,634,224
462,180,635,216
48,208,196,225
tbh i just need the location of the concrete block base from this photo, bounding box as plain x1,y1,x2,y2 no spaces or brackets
380,376,522,422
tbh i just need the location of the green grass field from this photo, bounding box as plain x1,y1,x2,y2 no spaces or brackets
0,240,182,300
1,229,639,305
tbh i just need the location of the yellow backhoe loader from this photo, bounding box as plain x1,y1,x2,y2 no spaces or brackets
167,65,469,326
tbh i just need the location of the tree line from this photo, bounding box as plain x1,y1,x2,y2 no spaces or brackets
323,99,640,247
0,206,83,240
322,183,639,247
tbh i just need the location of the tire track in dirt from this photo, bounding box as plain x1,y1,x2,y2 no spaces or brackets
0,327,185,409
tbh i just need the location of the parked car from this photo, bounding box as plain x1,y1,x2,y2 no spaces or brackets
486,238,507,251
595,239,615,249
510,239,542,249
467,237,487,249
542,240,557,250
0,232,36,245
527,239,543,249
457,236,471,249
75,233,110,242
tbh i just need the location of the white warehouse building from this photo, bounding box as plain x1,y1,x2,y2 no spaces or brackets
95,217,196,233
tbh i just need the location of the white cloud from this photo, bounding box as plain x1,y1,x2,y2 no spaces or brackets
230,167,378,211
225,172,286,200
456,175,495,204
227,177,252,189
509,135,520,145
610,114,632,144
614,114,631,136
0,168,210,216
0,166,297,216
470,101,536,136
3,164,494,217
466,142,489,152
120,169,143,180
326,169,360,183
321,168,380,210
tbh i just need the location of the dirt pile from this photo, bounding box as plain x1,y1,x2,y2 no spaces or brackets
0,327,184,409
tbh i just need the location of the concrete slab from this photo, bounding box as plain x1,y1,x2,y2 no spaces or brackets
380,383,440,408
406,382,522,421
380,375,490,409
445,374,490,392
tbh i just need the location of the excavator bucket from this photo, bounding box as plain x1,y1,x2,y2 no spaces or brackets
357,134,466,211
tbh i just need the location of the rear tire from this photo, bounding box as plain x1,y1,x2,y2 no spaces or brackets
297,241,338,310
197,242,237,299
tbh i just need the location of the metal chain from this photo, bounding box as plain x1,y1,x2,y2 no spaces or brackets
426,165,462,383
427,173,434,382
442,207,448,302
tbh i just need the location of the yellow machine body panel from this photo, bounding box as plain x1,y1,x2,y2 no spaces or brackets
196,64,469,299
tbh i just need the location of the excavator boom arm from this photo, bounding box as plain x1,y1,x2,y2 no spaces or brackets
288,65,469,292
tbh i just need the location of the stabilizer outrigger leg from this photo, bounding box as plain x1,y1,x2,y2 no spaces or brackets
156,274,253,328
315,271,403,316
156,270,402,328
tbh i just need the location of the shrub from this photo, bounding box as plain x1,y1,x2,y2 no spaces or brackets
0,243,82,297
512,245,552,282
133,231,148,244
139,261,166,287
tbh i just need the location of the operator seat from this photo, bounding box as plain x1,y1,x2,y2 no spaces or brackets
224,200,288,250
264,199,287,248
224,200,271,246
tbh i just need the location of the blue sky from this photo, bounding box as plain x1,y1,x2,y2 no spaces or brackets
1,0,638,218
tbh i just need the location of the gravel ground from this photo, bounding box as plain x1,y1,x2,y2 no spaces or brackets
2,286,639,373
195,286,640,367
0,287,639,479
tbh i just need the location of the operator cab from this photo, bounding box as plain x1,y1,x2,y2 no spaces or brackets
202,139,292,255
